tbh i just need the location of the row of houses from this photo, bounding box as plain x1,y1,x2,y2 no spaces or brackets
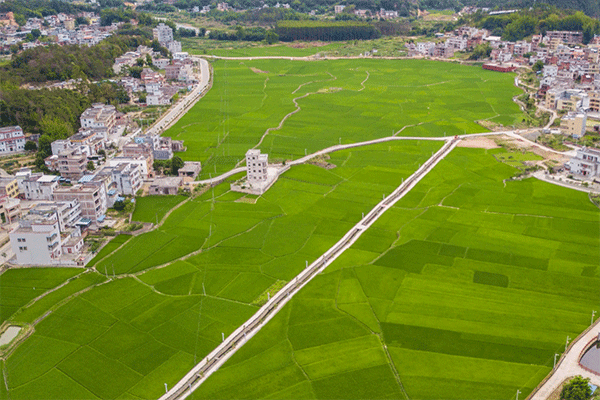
0,11,117,52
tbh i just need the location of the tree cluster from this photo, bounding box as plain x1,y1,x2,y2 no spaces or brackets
457,0,599,17
276,20,380,41
154,156,184,176
1,35,150,84
560,376,595,400
476,7,600,42
0,81,129,137
208,26,272,41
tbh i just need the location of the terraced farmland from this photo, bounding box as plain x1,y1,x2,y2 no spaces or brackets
190,147,600,400
2,141,440,400
166,59,522,179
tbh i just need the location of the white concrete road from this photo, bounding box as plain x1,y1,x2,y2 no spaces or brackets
145,58,211,137
530,320,600,400
159,138,460,400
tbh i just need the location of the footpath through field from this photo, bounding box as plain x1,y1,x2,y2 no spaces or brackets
191,130,536,186
160,137,460,400
530,319,600,400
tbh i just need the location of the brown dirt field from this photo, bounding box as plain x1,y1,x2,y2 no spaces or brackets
457,137,499,149
497,135,569,163
250,67,269,74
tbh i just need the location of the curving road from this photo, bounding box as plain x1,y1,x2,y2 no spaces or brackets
530,320,600,400
160,138,460,400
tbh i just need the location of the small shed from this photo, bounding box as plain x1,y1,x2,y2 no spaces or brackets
178,162,202,180
149,177,183,195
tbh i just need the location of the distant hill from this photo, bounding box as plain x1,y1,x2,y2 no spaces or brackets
419,0,599,17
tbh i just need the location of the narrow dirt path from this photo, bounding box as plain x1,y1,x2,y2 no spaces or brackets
249,72,338,153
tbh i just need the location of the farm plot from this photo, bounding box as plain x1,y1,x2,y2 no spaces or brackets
166,59,522,179
131,195,188,224
191,147,599,400
0,268,81,324
3,141,440,399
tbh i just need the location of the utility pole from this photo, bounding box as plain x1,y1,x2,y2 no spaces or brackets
565,336,571,352
592,310,597,325
164,383,168,393
516,390,521,400
554,353,559,368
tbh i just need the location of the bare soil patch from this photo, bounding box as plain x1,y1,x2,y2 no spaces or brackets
457,137,499,149
250,67,269,74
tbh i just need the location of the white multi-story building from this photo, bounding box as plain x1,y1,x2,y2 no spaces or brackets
29,200,82,232
108,157,151,178
53,182,107,223
416,42,435,55
51,139,72,156
80,103,117,135
246,149,268,184
561,112,587,138
18,173,60,200
566,147,600,177
167,40,182,54
0,126,26,155
10,213,62,265
111,162,142,195
445,37,467,51
10,201,85,265
153,23,173,45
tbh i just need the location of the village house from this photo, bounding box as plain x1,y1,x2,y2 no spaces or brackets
9,204,84,266
53,182,107,223
0,197,21,225
0,177,19,198
80,103,117,136
561,112,587,138
17,173,60,200
178,162,202,181
566,147,600,177
149,177,183,195
0,126,26,155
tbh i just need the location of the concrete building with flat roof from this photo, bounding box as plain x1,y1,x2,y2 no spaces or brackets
30,200,81,232
10,212,62,265
153,23,173,45
111,162,143,195
53,183,107,223
0,177,19,198
0,126,26,155
18,173,59,200
178,162,201,181
561,112,587,138
246,149,268,185
80,103,116,135
566,147,600,177
149,177,182,195
0,197,21,224
55,148,87,180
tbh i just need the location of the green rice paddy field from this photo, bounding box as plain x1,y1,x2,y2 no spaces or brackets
167,59,522,179
1,141,441,399
191,147,600,400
